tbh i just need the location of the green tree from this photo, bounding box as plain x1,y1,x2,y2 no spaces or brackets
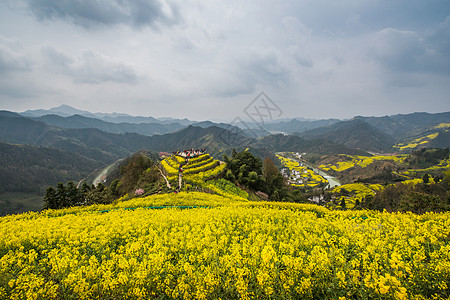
66,181,81,207
272,189,280,201
225,169,235,181
263,158,279,185
109,179,120,197
80,182,91,203
232,148,238,158
229,151,262,177
55,182,67,209
44,186,57,209
340,198,346,209
119,154,154,194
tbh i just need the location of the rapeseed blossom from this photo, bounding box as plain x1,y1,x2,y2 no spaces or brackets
0,192,449,299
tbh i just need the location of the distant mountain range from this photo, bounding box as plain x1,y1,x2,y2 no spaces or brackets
1,106,448,158
17,105,450,149
34,114,186,136
21,104,194,125
2,106,449,154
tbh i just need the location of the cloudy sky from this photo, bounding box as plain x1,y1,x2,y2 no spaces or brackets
1,0,449,121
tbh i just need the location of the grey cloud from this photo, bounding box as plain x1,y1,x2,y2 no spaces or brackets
42,46,138,84
289,0,450,36
74,51,138,84
371,28,425,72
0,80,40,98
41,46,73,70
25,0,180,29
427,16,450,53
0,36,33,73
239,50,290,86
206,50,290,98
371,16,450,75
207,73,256,98
424,15,450,72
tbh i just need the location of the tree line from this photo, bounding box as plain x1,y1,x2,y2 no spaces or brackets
44,182,115,209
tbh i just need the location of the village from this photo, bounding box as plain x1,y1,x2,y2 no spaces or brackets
278,152,336,191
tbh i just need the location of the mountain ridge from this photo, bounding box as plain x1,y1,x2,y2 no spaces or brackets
296,119,396,152
35,114,186,136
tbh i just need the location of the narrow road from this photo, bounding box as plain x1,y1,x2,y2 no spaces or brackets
92,158,125,187
93,164,114,186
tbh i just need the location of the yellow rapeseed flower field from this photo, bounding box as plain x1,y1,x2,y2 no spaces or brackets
320,155,407,172
1,191,449,299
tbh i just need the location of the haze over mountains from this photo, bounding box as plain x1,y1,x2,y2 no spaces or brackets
1,105,449,215
21,105,194,125
2,105,450,159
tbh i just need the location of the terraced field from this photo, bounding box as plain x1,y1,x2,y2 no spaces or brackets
319,154,407,172
161,154,238,199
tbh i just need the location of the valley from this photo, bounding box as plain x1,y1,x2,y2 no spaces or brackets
0,107,449,299
1,108,449,215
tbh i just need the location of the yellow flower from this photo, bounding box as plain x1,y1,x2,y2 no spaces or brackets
379,285,390,294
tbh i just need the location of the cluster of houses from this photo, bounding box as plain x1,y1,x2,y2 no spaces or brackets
173,149,206,158
281,161,311,185
285,169,310,185
279,153,319,186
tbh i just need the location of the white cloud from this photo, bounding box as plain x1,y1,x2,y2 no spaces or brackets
0,36,33,73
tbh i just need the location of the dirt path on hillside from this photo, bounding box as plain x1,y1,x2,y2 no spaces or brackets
158,167,171,189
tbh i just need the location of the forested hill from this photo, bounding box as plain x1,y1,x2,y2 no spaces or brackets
296,119,396,152
252,134,368,155
0,112,241,160
354,112,450,139
0,142,102,194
